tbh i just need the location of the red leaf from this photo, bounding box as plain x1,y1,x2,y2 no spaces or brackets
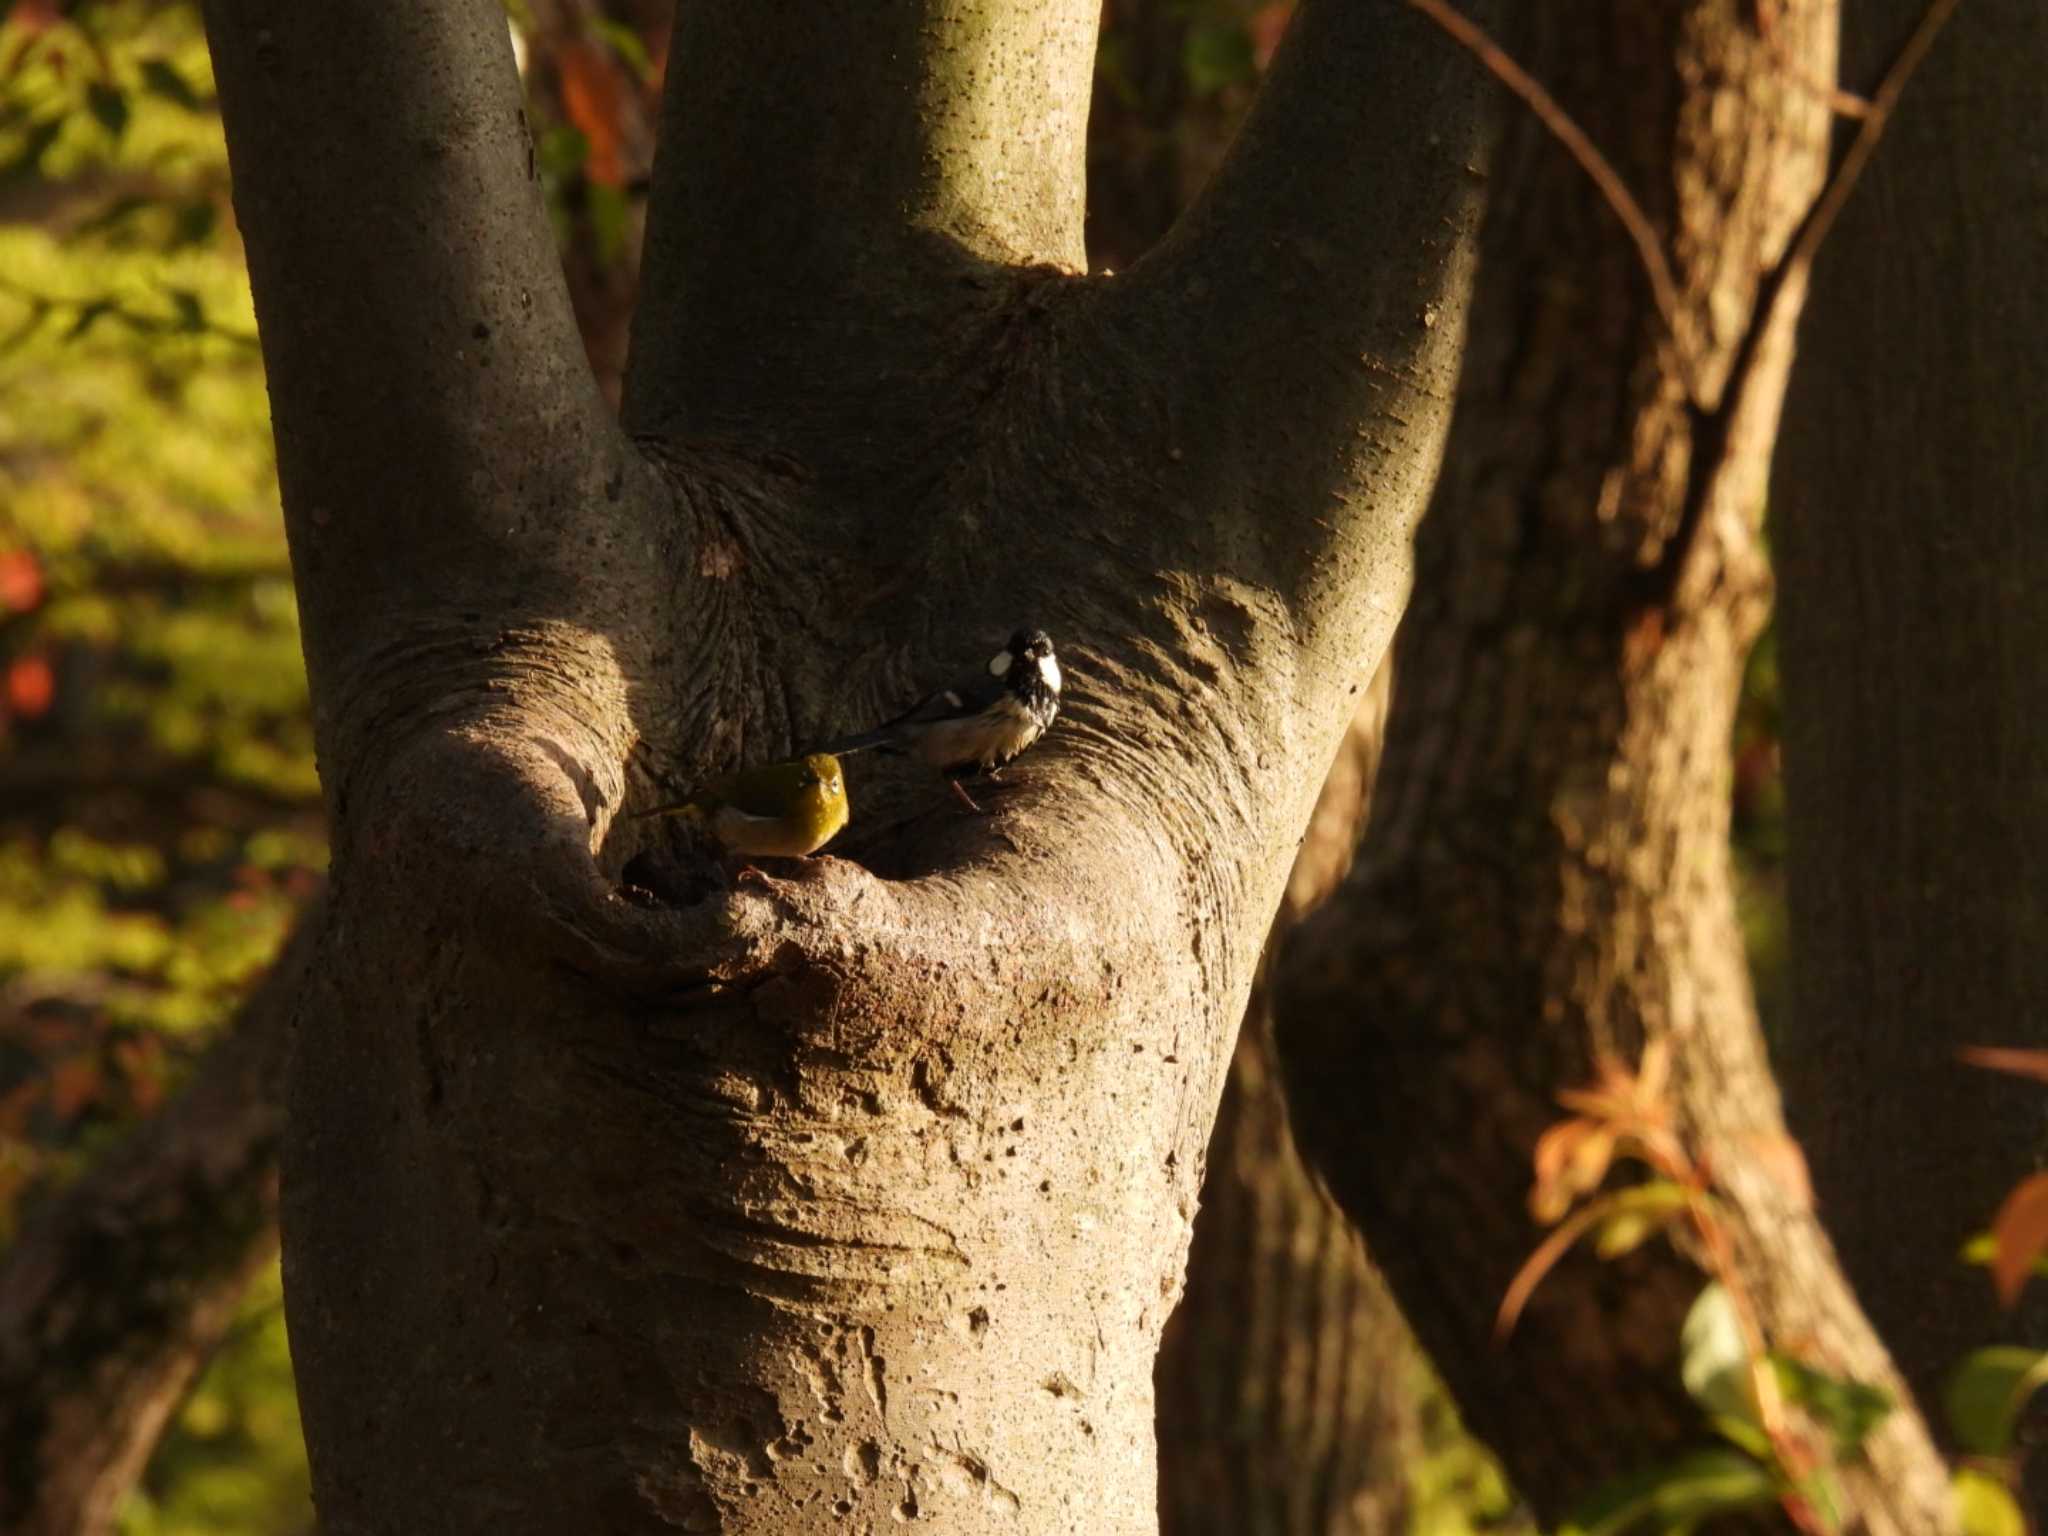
1989,1172,2048,1308
5,656,54,718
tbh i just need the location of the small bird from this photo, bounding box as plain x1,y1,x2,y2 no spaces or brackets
823,628,1062,807
636,752,850,859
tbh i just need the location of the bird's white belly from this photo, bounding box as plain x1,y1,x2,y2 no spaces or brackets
913,697,1044,771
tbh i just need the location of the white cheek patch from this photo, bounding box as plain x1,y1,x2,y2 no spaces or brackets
1040,654,1062,693
988,650,1013,677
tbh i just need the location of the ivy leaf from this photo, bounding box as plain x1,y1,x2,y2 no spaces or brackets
1953,1468,2026,1536
1680,1283,1756,1427
1944,1346,2048,1457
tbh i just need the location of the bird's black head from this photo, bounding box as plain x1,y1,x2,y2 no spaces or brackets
1008,628,1054,661
992,628,1060,700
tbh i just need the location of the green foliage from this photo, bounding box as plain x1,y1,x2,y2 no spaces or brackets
1558,1449,1781,1536
1943,1346,2048,1458
1,1,316,1527
117,1262,313,1536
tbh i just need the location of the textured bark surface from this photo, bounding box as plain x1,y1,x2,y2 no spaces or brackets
0,903,314,1536
199,0,1498,1529
1771,0,2048,1411
1157,678,1420,1536
1277,3,1954,1531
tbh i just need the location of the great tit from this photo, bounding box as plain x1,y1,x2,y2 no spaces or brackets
823,629,1061,802
637,752,849,858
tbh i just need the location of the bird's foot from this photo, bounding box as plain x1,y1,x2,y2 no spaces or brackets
950,779,986,814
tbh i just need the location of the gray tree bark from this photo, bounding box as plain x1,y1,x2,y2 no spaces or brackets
1770,0,2048,1416
1157,677,1422,1536
1277,3,1955,1531
200,0,1496,1529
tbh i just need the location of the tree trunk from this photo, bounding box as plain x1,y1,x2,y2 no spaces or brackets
1770,0,2048,1414
1277,3,1954,1530
200,0,1498,1529
1158,677,1421,1536
0,902,314,1536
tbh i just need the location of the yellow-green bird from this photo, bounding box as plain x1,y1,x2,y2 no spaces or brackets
637,752,850,858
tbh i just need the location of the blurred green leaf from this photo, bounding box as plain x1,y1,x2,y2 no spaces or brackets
62,298,118,340
1182,20,1255,95
1560,1448,1780,1536
87,82,131,140
170,199,218,250
1960,1230,2048,1280
1591,1180,1690,1259
1944,1346,2048,1457
140,57,204,111
1771,1353,1892,1458
164,285,203,332
0,117,63,183
591,19,651,79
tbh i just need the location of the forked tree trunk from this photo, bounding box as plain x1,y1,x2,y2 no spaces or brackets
1277,3,1954,1530
1771,0,2048,1412
200,0,1497,1528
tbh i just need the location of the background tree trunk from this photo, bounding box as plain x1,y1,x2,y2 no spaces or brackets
1770,0,2048,1416
0,904,314,1536
1277,3,1954,1530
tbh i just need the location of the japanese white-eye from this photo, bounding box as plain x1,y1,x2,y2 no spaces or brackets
638,752,849,858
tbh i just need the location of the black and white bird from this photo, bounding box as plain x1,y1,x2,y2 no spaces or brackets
824,629,1061,805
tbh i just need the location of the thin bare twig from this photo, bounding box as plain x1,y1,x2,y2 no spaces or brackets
1633,0,1965,605
1402,0,1686,347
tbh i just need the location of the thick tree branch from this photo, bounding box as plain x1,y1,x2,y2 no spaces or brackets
1065,0,1499,708
0,896,319,1536
201,0,632,778
625,0,1101,434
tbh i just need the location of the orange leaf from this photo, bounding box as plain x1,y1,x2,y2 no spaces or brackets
1530,1117,1616,1223
557,38,626,187
1989,1171,2048,1308
49,1055,103,1119
1249,2,1294,68
1960,1046,2048,1086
